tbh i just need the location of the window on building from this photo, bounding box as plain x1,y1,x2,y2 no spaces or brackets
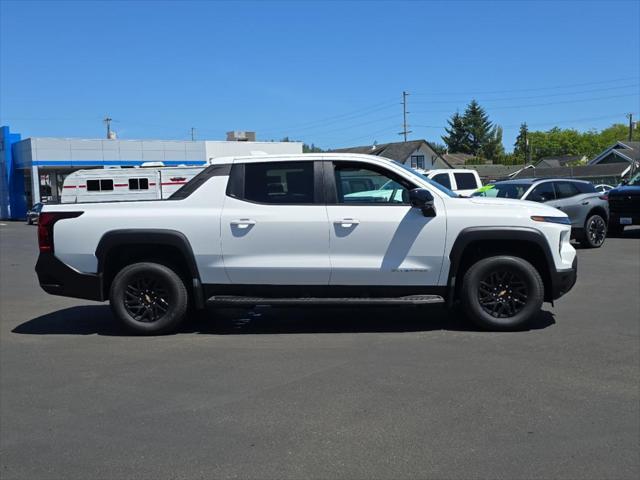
86,179,114,191
431,173,451,190
129,178,150,190
454,172,478,190
410,155,426,170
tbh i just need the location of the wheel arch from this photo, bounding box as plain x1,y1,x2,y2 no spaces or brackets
447,227,555,303
95,229,204,309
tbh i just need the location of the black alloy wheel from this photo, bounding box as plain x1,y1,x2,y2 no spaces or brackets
582,214,607,248
477,269,528,318
123,275,171,323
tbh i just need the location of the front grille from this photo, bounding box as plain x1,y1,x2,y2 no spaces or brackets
609,196,640,215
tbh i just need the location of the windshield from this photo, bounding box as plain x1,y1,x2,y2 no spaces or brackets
472,183,530,199
392,162,458,197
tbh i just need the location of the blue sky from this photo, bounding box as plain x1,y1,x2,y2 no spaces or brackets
1,0,639,151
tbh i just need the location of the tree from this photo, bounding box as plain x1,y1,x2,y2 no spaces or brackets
482,125,505,160
303,143,324,153
441,111,467,153
513,123,529,162
429,142,448,155
462,99,493,157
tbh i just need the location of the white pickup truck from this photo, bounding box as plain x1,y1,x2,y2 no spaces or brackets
36,153,577,334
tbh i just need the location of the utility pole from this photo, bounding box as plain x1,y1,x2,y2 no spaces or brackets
103,117,113,139
627,113,633,141
398,91,412,142
191,127,196,141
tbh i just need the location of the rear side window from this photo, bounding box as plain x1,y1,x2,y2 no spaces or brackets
555,181,581,199
575,182,596,194
229,161,315,204
129,178,149,190
86,179,114,191
454,172,478,190
431,173,451,189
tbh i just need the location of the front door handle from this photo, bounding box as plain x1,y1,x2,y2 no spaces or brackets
231,219,256,229
334,218,360,228
582,201,589,205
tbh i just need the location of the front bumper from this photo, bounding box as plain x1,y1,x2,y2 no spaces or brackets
550,256,577,301
35,252,104,301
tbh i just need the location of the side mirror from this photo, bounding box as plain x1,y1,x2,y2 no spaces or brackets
409,188,436,217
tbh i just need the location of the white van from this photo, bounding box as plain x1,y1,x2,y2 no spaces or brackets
422,169,482,196
61,165,204,203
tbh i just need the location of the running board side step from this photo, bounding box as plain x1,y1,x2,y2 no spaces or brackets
207,295,445,307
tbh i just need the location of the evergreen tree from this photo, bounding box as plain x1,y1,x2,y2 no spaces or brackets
441,111,468,153
462,99,493,156
482,125,505,160
513,123,529,161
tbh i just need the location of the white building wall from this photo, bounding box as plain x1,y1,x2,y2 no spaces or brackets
205,141,302,160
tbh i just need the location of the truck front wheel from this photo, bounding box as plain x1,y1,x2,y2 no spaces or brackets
109,262,189,335
461,256,544,331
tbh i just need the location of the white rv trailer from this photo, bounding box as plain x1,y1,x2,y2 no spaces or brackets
60,165,204,203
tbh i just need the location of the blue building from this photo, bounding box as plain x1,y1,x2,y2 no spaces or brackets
0,125,302,219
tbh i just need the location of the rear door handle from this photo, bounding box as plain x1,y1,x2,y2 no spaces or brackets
231,219,256,228
582,201,589,205
334,218,360,228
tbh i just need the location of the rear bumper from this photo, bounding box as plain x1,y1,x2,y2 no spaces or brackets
35,252,104,301
550,257,577,301
609,213,640,227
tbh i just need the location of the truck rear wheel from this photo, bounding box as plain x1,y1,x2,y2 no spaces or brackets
109,262,188,335
461,256,544,331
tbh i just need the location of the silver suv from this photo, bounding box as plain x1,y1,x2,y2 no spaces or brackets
474,178,609,248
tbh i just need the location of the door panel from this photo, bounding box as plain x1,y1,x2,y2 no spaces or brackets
550,181,583,226
327,161,446,286
220,161,330,285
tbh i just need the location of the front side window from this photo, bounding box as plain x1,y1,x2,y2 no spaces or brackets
334,162,411,204
554,181,580,199
454,172,478,190
431,173,451,190
233,161,315,204
527,182,556,202
86,179,114,191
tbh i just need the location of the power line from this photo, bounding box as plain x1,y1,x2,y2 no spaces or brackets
411,93,639,114
412,112,639,130
411,76,640,96
411,83,640,104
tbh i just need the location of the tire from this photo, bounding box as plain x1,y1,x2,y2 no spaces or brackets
580,214,607,248
27,218,33,225
109,262,189,335
460,256,544,331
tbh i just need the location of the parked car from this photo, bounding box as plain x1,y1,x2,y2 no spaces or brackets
473,178,609,248
35,153,577,334
26,203,44,225
606,172,640,236
422,169,483,196
594,184,614,194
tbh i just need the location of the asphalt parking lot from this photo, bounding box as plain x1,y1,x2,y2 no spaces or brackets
1,222,638,480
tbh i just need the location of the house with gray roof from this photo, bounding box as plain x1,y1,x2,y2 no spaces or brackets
330,140,451,170
535,154,586,168
589,141,639,168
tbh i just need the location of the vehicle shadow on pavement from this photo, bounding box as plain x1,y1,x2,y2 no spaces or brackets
12,304,556,336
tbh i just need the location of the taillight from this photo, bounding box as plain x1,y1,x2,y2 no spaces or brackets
599,194,608,201
38,211,83,253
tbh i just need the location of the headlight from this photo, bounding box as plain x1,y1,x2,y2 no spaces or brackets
530,216,571,225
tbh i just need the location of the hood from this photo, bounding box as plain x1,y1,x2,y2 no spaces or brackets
609,185,640,196
467,196,566,217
